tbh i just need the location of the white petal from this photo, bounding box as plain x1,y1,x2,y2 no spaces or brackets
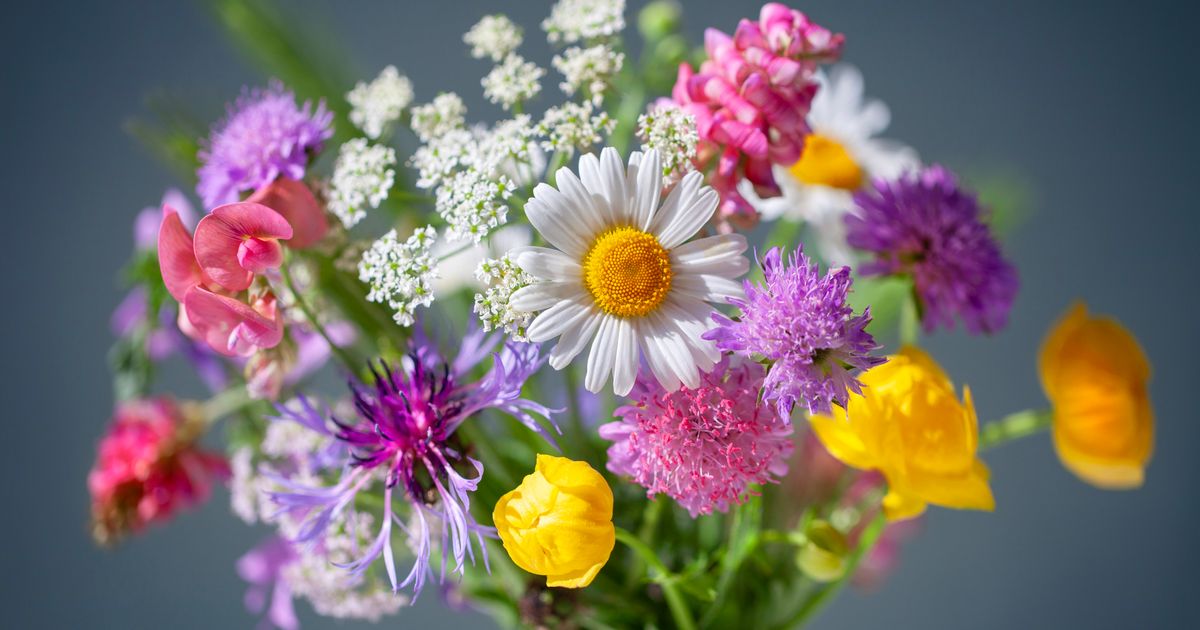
671,273,746,304
549,308,602,370
626,150,662,232
555,166,606,238
661,296,722,365
526,185,588,257
638,315,682,391
612,318,639,396
526,296,592,343
579,152,619,225
584,316,619,393
512,247,581,283
599,148,629,223
646,310,701,389
509,282,582,312
671,234,749,276
650,171,719,249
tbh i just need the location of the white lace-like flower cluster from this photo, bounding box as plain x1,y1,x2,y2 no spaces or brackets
410,93,467,142
552,44,624,105
346,65,414,139
637,103,699,180
473,255,535,340
482,54,544,110
537,102,614,153
435,171,516,243
464,14,523,61
327,139,397,228
358,226,439,326
542,0,626,43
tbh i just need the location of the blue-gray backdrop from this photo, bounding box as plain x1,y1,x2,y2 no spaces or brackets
3,1,1197,628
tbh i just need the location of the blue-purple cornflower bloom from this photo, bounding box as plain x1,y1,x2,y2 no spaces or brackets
705,247,884,419
269,327,556,598
197,80,333,209
846,165,1019,334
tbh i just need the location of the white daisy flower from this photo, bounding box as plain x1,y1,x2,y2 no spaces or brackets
747,63,920,266
509,148,748,395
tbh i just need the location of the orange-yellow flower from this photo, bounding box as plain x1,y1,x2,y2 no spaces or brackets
808,346,994,520
493,454,615,588
1040,303,1153,489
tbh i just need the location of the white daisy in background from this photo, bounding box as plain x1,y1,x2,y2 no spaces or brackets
510,148,748,395
746,63,920,266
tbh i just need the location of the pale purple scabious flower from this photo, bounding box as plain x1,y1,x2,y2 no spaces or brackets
704,247,884,418
846,165,1019,334
197,81,333,209
269,327,556,598
237,536,299,630
600,357,794,517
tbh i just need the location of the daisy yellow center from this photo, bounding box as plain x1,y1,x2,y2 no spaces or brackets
582,226,673,318
790,133,864,191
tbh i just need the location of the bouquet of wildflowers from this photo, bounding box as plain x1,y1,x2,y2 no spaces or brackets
93,1,1156,628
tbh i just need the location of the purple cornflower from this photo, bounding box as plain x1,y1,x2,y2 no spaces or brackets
197,80,333,209
269,327,556,599
846,165,1019,334
704,246,884,418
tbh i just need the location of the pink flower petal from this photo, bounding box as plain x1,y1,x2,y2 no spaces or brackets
183,287,283,357
247,178,328,249
157,206,204,302
194,202,293,291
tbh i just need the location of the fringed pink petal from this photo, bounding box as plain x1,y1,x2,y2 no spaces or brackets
247,178,328,249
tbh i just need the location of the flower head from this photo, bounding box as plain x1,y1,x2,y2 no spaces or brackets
410,93,467,142
347,65,414,140
198,81,333,209
482,54,544,111
600,357,794,516
1040,303,1153,489
808,346,994,520
494,455,615,588
542,0,626,44
536,102,614,155
246,177,329,249
88,398,229,544
327,139,397,228
847,165,1018,334
358,226,439,326
464,15,523,62
474,254,535,340
706,246,883,418
509,148,749,395
552,44,624,105
637,102,698,182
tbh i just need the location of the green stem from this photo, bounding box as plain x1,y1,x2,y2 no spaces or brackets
978,408,1053,451
775,513,887,630
899,291,920,346
614,527,696,630
201,387,257,422
624,498,665,589
280,257,360,371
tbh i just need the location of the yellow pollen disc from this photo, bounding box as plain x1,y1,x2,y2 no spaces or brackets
582,226,673,318
790,133,864,191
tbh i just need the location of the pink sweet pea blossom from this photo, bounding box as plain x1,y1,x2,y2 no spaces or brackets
247,177,329,250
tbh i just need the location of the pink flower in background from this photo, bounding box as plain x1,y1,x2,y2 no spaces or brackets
246,177,329,249
671,3,843,229
88,398,229,544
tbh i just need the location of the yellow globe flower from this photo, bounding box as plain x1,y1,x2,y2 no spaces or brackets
808,346,995,520
1040,303,1153,489
493,454,615,588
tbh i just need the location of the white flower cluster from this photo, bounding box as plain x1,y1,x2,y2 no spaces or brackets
543,0,626,43
435,170,516,243
482,54,544,110
327,139,397,228
552,44,624,105
537,102,614,154
229,448,260,524
474,255,534,340
637,103,699,180
464,14,523,62
346,65,414,139
410,92,467,142
358,226,439,326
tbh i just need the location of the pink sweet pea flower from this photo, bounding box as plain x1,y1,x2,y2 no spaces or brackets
193,202,293,291
247,177,328,249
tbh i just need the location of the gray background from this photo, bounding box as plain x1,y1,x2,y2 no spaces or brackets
3,0,1197,628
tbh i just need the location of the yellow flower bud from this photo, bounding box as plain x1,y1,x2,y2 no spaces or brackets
796,520,849,583
493,454,615,588
808,346,995,520
1040,303,1153,489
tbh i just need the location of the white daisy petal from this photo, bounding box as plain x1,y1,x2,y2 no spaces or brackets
612,318,639,395
647,310,702,389
549,308,603,370
512,246,581,283
638,317,681,391
626,150,662,231
671,234,750,275
662,296,722,364
577,152,618,225
672,273,746,304
526,186,589,256
651,171,719,249
584,316,619,393
599,147,630,223
555,166,607,237
509,282,582,312
526,295,592,342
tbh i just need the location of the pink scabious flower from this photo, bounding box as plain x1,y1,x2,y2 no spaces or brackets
158,202,292,356
671,3,843,229
600,357,794,517
198,81,334,209
88,398,229,544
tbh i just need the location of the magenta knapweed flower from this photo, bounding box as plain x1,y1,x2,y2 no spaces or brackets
198,81,334,209
599,357,793,517
88,398,229,544
671,3,843,229
846,165,1019,334
705,246,884,418
270,327,556,598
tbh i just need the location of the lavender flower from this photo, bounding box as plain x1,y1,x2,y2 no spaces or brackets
269,327,556,598
705,247,884,418
846,165,1019,333
197,81,334,209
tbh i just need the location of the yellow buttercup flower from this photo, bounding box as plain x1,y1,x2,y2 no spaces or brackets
808,346,995,520
1040,303,1153,489
493,454,615,588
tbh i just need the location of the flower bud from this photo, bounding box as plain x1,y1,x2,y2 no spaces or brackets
796,520,849,583
638,0,682,41
493,455,615,588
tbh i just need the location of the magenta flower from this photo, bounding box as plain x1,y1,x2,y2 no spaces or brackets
846,165,1019,334
88,398,229,544
198,81,333,209
600,357,794,517
671,3,843,229
705,247,884,418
